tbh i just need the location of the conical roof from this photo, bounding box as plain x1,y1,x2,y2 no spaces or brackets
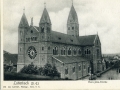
18,13,29,28
67,5,78,23
39,8,51,24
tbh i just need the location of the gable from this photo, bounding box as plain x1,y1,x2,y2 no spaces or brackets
25,26,39,42
94,35,101,46
51,31,80,45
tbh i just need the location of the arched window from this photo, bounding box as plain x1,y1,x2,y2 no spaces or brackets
87,49,89,54
20,31,22,36
41,27,44,33
31,30,33,33
84,64,86,69
61,47,65,55
65,68,68,75
61,49,63,55
68,48,71,55
68,27,70,30
85,50,87,54
85,49,90,55
97,49,99,59
53,49,55,55
42,47,44,51
72,66,75,73
72,27,74,30
78,49,81,55
47,27,50,33
88,50,91,54
53,47,58,55
63,48,66,55
74,49,76,55
79,65,81,71
48,46,50,50
55,47,58,55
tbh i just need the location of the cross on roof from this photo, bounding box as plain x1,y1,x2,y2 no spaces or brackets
72,0,73,5
23,7,25,13
44,2,46,8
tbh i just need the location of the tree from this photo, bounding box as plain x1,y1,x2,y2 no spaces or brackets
51,65,60,77
43,63,53,76
19,63,60,78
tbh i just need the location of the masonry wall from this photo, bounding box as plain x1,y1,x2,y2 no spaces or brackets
52,57,90,80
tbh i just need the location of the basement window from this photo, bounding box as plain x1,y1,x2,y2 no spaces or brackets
58,37,61,40
71,39,73,42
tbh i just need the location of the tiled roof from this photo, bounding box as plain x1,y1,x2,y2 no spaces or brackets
53,56,89,64
51,31,97,46
33,26,97,46
51,31,80,45
4,51,18,65
79,35,96,46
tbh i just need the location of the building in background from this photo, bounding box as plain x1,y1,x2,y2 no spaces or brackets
17,2,103,79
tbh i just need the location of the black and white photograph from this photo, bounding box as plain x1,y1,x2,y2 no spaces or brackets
1,0,120,89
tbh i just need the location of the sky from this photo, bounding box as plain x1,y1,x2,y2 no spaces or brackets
3,0,120,54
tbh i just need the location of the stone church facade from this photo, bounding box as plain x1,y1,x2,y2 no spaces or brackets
17,3,102,79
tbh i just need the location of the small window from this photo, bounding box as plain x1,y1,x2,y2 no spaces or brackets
31,30,33,33
88,50,91,54
65,68,68,75
42,47,44,50
97,40,99,45
58,37,61,40
47,27,50,33
41,27,44,33
20,48,21,52
84,64,86,69
74,49,76,55
71,39,73,42
63,49,66,55
72,67,75,73
85,50,87,54
79,65,81,71
61,50,63,55
20,31,22,36
68,48,71,55
78,49,81,55
48,47,50,50
72,27,74,30
35,37,37,41
68,27,70,30
42,36,44,39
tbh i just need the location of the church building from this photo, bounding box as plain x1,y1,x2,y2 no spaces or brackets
17,2,102,79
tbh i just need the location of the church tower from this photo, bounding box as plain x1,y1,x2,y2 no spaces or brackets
39,4,52,66
17,11,29,72
67,3,79,37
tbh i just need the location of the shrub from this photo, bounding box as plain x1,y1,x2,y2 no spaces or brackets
19,63,60,78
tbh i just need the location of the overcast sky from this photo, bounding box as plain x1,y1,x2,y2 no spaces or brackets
3,0,120,54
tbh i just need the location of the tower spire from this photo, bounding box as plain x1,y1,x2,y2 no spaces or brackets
44,2,46,8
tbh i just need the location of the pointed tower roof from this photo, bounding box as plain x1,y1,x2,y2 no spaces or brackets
19,13,29,28
67,5,78,23
39,7,51,24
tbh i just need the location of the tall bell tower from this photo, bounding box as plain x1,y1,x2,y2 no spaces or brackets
67,2,79,37
39,3,52,66
17,10,29,72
